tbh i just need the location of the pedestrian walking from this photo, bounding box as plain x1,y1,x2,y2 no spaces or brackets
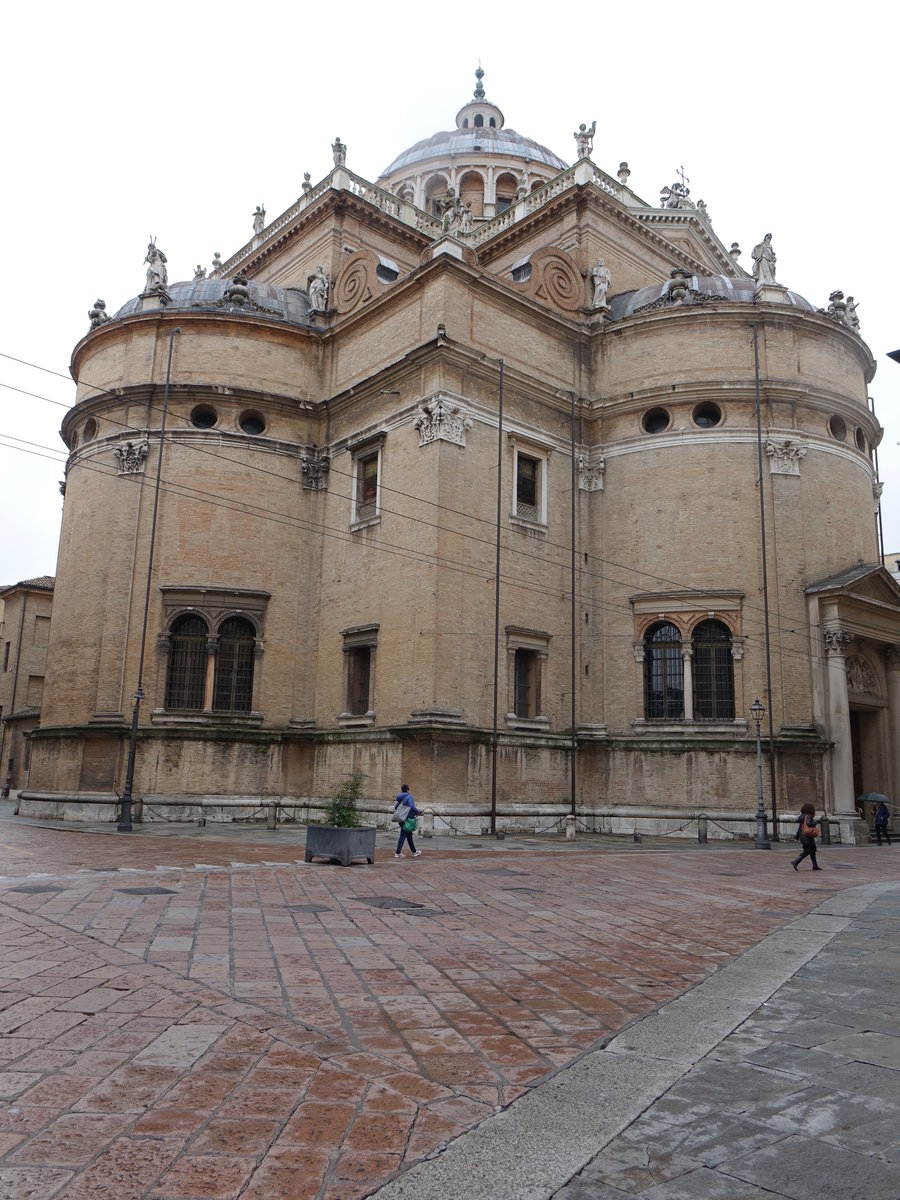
791,803,822,871
392,783,422,860
873,799,892,846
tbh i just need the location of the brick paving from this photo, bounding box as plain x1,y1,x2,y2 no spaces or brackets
0,812,896,1199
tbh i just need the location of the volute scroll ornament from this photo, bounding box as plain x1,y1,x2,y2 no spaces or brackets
334,250,381,315
510,246,582,314
766,439,807,476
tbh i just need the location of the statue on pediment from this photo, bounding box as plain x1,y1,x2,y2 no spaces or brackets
752,233,778,287
574,121,596,158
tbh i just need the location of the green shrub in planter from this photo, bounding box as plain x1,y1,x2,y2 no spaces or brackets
324,769,366,827
305,770,375,865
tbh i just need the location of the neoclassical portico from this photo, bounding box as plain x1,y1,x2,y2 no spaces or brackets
808,566,900,835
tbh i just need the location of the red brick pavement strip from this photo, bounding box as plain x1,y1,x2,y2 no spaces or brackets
0,822,897,1198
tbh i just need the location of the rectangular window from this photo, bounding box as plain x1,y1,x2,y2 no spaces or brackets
505,626,550,727
340,624,379,724
347,647,371,715
516,455,538,521
356,453,379,520
25,675,44,708
349,436,385,526
510,438,549,526
514,649,537,718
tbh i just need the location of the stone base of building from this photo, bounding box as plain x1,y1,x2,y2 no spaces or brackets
14,791,853,845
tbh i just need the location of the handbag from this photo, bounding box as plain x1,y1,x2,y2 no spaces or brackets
392,803,411,824
403,816,418,833
801,820,819,838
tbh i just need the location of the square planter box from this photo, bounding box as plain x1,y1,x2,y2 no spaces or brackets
304,824,376,866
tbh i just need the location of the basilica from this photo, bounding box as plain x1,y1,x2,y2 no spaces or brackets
20,70,900,840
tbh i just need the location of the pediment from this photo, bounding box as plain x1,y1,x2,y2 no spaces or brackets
806,564,900,608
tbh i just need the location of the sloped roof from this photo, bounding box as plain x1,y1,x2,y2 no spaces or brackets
0,576,55,596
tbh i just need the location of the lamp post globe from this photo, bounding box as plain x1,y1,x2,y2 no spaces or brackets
751,697,770,849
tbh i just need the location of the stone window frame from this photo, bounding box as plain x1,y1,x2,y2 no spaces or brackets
505,626,551,731
339,624,379,727
630,592,746,733
154,587,269,723
349,432,386,529
509,433,551,531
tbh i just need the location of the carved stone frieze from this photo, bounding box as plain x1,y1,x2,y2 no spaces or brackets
414,395,472,447
114,441,150,475
765,438,807,476
301,447,331,490
846,654,878,694
577,453,605,491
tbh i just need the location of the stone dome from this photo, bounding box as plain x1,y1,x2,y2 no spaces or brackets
113,277,312,327
378,66,567,179
609,274,817,321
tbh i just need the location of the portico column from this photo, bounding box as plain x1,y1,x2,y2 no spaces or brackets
681,647,694,720
885,645,900,800
823,629,856,815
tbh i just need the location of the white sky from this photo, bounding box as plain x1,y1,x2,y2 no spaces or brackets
1,1,898,585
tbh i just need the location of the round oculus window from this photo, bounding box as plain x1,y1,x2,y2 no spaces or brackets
642,407,670,434
190,404,218,429
692,402,722,428
239,411,266,436
828,415,847,441
82,417,97,442
855,427,866,452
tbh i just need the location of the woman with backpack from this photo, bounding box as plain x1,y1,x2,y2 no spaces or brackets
392,783,422,860
791,803,822,871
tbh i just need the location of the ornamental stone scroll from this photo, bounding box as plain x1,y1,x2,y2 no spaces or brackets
765,438,807,476
114,441,150,475
414,395,473,447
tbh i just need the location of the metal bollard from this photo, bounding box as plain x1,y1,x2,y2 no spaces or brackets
633,830,642,844
565,814,576,841
266,802,277,831
698,815,707,844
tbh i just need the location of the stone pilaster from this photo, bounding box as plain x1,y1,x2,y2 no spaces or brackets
823,628,857,816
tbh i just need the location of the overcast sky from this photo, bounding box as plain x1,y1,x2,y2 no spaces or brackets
1,1,897,586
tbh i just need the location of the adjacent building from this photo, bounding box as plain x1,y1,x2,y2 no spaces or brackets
1,577,54,794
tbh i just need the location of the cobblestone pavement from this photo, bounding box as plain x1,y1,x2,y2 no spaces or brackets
0,806,896,1199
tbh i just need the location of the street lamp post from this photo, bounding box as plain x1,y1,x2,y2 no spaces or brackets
751,697,770,849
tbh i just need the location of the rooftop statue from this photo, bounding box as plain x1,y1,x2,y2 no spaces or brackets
193,264,207,281
752,233,778,287
844,295,860,333
573,121,596,159
253,205,266,236
143,241,168,292
88,298,110,330
308,265,329,312
332,137,347,167
590,258,612,310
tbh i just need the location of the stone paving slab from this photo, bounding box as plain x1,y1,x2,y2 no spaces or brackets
0,807,897,1198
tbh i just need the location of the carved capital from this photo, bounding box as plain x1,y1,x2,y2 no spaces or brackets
301,448,331,490
577,453,605,492
824,628,854,656
632,642,645,663
114,440,149,475
765,438,807,476
414,395,472,447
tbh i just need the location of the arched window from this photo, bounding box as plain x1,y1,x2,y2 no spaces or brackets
692,620,735,719
213,617,255,713
166,615,208,711
644,623,683,719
